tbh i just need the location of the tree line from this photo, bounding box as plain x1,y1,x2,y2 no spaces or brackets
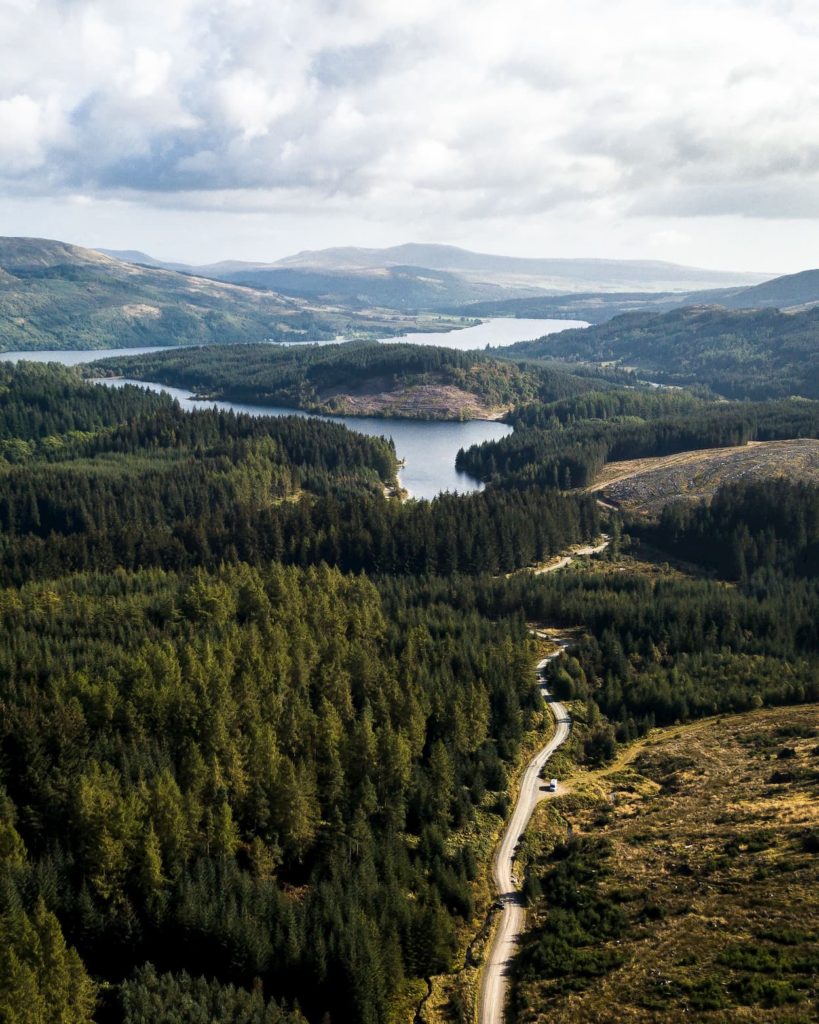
86,341,568,418
648,478,819,580
456,390,819,489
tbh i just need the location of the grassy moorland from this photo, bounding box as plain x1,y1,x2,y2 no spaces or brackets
511,703,819,1023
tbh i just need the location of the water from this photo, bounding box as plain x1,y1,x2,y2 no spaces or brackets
0,341,512,497
0,319,583,367
0,345,175,365
99,379,510,500
276,317,586,349
379,317,587,350
2,320,580,498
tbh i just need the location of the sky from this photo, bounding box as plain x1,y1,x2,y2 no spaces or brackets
1,0,818,270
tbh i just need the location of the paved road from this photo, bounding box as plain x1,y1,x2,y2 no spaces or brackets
478,535,607,1024
478,647,571,1024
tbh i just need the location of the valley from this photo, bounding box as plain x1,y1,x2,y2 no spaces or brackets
3,2,819,1021
0,235,818,1024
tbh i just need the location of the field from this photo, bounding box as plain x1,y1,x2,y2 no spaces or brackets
512,704,819,1023
589,438,819,516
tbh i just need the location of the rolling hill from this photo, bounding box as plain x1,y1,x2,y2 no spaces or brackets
501,304,819,399
86,341,595,421
104,243,770,314
686,267,819,311
0,237,420,351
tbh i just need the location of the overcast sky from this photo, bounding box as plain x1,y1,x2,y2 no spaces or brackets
1,0,818,270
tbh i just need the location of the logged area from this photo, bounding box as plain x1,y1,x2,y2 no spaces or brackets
589,438,819,515
511,704,819,1023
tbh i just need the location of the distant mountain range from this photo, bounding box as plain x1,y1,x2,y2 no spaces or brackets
4,236,817,357
101,243,773,313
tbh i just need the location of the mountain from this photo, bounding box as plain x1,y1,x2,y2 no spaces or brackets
272,243,771,292
105,243,771,313
501,304,819,400
99,250,272,277
211,264,525,310
683,268,819,312
0,237,403,351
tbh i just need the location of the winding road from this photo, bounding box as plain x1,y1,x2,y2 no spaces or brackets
478,649,571,1024
478,537,608,1024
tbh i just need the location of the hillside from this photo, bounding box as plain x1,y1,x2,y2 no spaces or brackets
453,267,819,324
213,265,517,310
87,341,592,421
653,267,819,314
274,244,768,292
589,438,819,516
513,704,819,1023
502,304,819,399
452,290,729,324
0,237,429,351
105,244,770,313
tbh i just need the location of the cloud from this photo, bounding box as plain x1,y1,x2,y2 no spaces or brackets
0,0,818,239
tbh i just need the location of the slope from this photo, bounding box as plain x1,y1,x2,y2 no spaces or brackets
87,341,594,421
696,267,819,311
501,304,819,399
104,244,771,312
0,237,382,350
512,704,819,1023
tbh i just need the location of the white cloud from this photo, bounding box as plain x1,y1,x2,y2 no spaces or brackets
0,0,818,264
0,93,67,172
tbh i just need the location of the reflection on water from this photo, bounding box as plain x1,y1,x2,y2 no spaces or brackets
379,317,587,350
100,379,511,500
1,326,566,498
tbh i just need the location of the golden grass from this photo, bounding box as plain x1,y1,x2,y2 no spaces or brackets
514,704,819,1023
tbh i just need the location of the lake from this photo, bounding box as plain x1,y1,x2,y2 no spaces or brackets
381,317,587,350
0,316,582,498
0,316,584,365
99,379,511,500
0,345,176,365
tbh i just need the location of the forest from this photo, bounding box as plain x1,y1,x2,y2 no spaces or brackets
648,478,819,580
456,389,819,489
1,360,816,1023
86,341,597,420
0,365,597,584
0,362,598,1023
500,303,819,400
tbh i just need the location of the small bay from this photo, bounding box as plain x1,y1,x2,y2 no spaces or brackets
99,379,510,499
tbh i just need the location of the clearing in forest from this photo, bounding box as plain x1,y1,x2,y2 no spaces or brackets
589,437,819,515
